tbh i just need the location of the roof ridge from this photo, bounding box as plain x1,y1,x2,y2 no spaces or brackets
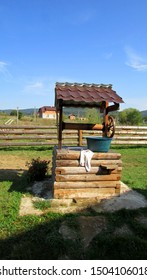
56,82,112,88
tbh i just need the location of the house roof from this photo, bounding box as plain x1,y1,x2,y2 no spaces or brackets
55,82,124,109
38,106,56,113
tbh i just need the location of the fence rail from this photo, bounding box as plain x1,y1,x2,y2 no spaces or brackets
0,125,147,147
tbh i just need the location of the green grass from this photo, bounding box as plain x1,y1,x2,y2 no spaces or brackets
0,146,53,158
33,200,52,210
112,145,147,190
0,145,147,259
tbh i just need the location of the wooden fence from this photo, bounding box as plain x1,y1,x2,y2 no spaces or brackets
0,125,147,147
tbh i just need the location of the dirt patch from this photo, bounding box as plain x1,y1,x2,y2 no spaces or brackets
0,154,28,170
19,181,147,216
19,196,43,216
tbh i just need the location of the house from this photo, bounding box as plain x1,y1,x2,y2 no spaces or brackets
38,106,56,119
68,114,76,120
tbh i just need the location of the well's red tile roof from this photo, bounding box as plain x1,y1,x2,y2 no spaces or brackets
55,82,124,108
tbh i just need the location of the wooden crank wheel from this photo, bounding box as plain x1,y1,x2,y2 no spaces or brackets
107,115,115,138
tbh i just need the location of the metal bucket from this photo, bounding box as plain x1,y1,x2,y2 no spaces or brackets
85,136,112,152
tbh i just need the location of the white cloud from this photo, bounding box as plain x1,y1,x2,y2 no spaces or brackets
23,81,46,96
125,47,147,72
0,61,12,80
0,61,7,71
25,82,43,91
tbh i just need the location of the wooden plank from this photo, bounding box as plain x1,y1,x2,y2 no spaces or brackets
56,174,121,182
55,166,122,175
112,140,147,145
0,124,147,147
55,149,121,160
56,160,79,166
63,122,103,131
114,136,147,139
54,180,120,189
0,130,57,135
55,159,122,167
0,141,58,147
0,135,58,140
0,125,57,129
54,188,116,199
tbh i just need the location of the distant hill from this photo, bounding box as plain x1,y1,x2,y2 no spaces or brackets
63,107,86,117
141,110,147,117
0,108,38,115
1,107,146,117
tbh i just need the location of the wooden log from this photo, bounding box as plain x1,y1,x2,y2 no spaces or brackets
115,126,147,130
112,140,147,145
54,180,121,189
0,141,58,147
55,166,122,175
0,125,57,129
55,159,122,167
55,174,121,182
0,135,58,140
55,149,121,160
54,188,116,199
62,122,103,131
114,131,147,136
114,136,147,140
0,130,57,135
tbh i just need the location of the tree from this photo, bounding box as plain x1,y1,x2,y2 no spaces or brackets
143,116,147,123
85,108,101,124
10,110,23,120
118,108,142,125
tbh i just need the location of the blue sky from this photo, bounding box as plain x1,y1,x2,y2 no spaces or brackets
0,0,147,111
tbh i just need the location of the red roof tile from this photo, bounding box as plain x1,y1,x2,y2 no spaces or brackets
55,82,124,108
38,106,56,113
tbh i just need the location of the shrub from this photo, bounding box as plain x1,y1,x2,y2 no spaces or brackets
26,157,50,182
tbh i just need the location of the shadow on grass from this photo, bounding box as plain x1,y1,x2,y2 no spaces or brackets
0,168,31,194
1,161,147,259
133,188,147,199
0,166,51,195
1,209,147,260
0,214,83,260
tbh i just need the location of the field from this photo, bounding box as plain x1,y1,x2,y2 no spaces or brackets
0,145,147,259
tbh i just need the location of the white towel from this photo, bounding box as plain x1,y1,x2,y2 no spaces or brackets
80,149,94,172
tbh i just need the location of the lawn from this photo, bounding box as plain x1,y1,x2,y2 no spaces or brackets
113,145,147,195
0,145,147,259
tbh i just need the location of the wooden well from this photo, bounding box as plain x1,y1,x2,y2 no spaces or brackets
52,82,124,200
52,146,122,199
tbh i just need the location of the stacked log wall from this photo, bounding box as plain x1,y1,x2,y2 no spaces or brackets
52,147,122,199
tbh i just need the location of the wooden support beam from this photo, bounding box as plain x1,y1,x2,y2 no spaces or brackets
106,103,119,114
103,101,109,137
58,100,63,149
78,130,83,146
62,122,103,131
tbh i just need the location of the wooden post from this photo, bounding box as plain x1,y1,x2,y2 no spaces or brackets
58,101,63,149
103,101,109,137
16,107,19,125
78,130,83,146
